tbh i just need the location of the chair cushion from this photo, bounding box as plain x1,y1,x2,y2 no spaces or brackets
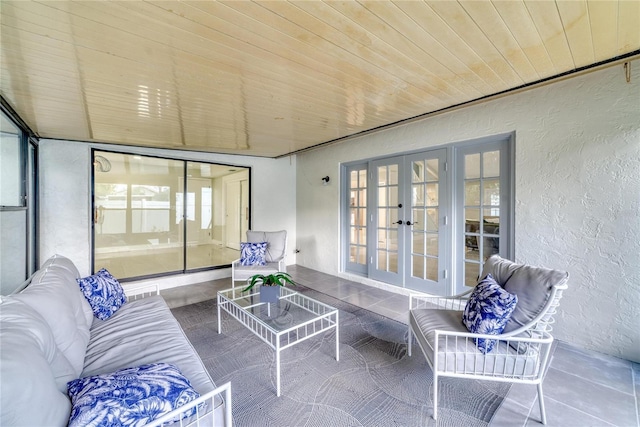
246,230,287,263
67,363,202,427
409,308,540,378
239,241,267,266
77,268,127,320
462,274,518,353
480,255,568,334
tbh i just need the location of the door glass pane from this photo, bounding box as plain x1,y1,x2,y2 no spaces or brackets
426,257,438,282
359,170,367,186
412,184,424,205
412,232,424,254
378,187,387,206
426,183,438,206
464,261,480,287
389,209,398,225
483,237,499,258
349,244,357,263
187,162,246,270
426,208,438,232
412,160,424,182
389,164,398,185
464,208,480,222
389,186,398,206
483,179,500,206
465,180,480,205
483,151,500,178
465,153,480,179
427,235,438,256
358,189,366,206
412,255,424,278
378,166,388,185
389,230,398,251
413,208,425,231
378,251,387,270
94,153,184,278
426,159,439,181
378,208,387,227
388,252,398,273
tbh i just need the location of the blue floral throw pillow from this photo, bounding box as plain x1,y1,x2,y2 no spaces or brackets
239,241,267,266
77,268,127,320
67,363,202,427
462,274,518,354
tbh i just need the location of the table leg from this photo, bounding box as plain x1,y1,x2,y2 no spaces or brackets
276,345,281,397
217,295,222,334
335,311,340,361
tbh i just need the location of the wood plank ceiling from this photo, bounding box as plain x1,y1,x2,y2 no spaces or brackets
1,1,639,158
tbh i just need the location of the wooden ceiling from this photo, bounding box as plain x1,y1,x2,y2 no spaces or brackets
1,1,639,158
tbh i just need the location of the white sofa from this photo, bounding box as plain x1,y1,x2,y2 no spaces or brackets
0,254,231,427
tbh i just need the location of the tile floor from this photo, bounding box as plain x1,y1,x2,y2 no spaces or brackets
161,265,639,427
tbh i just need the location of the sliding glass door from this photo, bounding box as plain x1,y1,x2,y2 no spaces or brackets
93,151,249,279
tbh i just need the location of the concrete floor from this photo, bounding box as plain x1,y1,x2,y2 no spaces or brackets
161,265,639,427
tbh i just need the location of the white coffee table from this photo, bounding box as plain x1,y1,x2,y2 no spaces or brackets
217,285,339,396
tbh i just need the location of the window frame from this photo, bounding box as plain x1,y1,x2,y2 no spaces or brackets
0,99,39,292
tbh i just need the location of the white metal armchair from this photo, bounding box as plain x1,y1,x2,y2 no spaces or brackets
231,230,287,288
408,255,568,424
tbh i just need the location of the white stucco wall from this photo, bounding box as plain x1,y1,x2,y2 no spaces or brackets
296,60,640,362
39,141,297,283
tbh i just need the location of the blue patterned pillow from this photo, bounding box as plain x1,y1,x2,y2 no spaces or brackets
67,363,202,427
77,268,127,320
462,274,518,353
239,241,267,266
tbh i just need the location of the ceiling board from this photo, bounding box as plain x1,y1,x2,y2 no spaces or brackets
1,0,638,158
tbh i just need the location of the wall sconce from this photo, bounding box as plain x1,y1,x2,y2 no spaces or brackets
321,176,330,185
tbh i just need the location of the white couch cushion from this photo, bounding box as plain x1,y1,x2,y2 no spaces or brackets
83,296,222,411
41,254,94,326
0,297,73,426
14,255,91,375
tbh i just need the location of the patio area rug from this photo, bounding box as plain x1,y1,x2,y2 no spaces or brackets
171,286,510,426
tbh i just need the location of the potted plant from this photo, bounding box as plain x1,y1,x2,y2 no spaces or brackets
244,272,296,303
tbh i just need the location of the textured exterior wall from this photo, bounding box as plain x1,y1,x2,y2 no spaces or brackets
39,141,297,277
296,60,640,362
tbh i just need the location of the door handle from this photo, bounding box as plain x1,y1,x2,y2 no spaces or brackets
395,220,403,225
406,221,418,226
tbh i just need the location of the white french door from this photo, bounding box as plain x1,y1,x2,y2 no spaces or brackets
405,150,449,293
343,135,513,296
370,156,404,285
370,150,449,294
